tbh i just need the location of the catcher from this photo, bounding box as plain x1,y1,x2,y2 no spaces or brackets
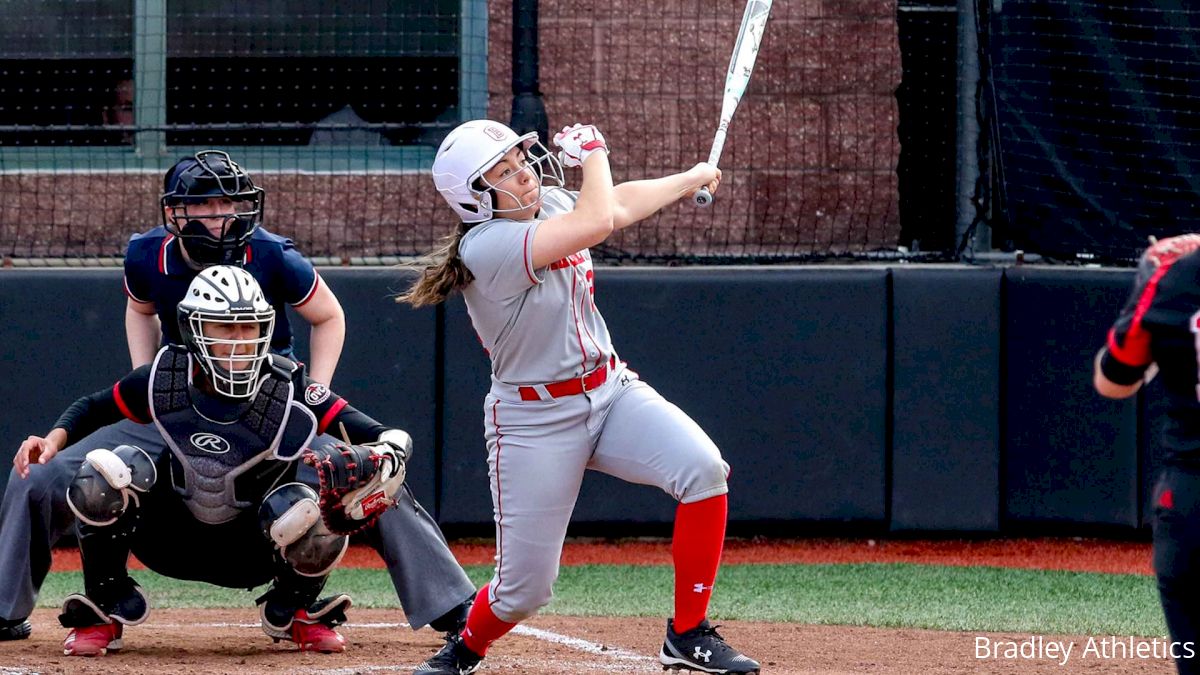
14,266,409,657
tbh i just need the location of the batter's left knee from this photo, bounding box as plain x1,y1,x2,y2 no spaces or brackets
491,570,559,622
493,588,554,623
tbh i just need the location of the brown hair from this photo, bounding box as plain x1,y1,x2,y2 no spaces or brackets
396,221,476,307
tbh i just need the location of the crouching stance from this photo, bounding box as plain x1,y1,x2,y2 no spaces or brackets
17,266,409,657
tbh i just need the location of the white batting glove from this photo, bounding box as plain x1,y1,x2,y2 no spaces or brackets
553,124,608,168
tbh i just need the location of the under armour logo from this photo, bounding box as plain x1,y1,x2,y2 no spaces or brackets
693,583,713,593
189,432,231,454
694,646,712,663
572,133,583,141
620,375,630,386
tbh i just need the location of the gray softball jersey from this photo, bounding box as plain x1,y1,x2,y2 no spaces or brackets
459,188,615,387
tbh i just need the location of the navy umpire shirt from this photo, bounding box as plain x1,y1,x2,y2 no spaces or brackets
123,225,322,359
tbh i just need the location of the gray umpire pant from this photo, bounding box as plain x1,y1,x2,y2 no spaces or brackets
0,419,474,629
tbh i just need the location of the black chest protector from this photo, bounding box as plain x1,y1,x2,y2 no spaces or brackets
148,346,317,524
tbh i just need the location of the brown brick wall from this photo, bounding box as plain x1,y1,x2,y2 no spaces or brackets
495,0,902,258
5,1,900,260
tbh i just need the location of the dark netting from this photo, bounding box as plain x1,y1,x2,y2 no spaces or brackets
0,1,918,264
986,0,1200,264
897,0,959,257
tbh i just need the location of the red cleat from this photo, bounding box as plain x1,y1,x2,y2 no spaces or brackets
290,609,346,653
63,623,123,657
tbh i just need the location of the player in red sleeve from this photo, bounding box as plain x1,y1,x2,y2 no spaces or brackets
1095,234,1200,674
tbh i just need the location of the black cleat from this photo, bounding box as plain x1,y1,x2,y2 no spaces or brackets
659,618,760,673
428,595,473,637
413,632,483,675
0,618,31,641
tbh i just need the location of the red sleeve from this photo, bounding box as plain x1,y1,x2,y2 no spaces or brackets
1107,264,1169,368
297,378,389,441
112,377,151,424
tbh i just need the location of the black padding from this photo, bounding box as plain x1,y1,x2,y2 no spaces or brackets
0,270,130,498
289,268,439,510
441,267,891,525
1003,267,1139,528
595,267,890,524
439,294,503,524
2,265,1167,533
891,267,1002,531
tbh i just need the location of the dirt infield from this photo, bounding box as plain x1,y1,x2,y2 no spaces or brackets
0,608,1174,674
25,539,1162,673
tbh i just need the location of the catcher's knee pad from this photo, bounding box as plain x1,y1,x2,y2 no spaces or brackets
259,483,348,577
66,445,157,527
59,580,149,628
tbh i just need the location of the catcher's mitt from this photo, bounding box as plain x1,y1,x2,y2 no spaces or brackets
302,431,409,535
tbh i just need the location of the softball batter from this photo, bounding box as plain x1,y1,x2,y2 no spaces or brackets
401,120,760,674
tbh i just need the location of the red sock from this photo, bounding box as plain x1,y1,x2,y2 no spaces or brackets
671,494,728,633
460,584,516,657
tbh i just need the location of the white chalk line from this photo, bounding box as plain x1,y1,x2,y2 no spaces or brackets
148,621,658,672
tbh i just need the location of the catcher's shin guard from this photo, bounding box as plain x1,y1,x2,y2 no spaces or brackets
258,581,351,653
59,579,150,628
259,482,349,576
59,578,149,656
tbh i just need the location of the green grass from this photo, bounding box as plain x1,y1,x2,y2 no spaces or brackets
37,563,1165,636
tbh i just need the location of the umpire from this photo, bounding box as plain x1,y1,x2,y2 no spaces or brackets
0,150,474,642
1095,234,1200,673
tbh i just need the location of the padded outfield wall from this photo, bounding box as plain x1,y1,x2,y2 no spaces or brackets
0,265,1158,535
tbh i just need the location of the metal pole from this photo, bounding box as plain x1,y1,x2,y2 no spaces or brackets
510,0,548,144
955,0,987,254
133,0,168,158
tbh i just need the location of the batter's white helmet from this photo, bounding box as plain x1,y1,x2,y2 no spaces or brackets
432,120,564,223
177,265,276,399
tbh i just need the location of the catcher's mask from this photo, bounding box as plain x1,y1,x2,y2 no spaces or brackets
432,120,564,224
177,266,275,399
161,150,265,266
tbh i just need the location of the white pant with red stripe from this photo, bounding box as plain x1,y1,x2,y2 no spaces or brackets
480,363,729,622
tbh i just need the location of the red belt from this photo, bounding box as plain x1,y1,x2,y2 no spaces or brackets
518,357,616,401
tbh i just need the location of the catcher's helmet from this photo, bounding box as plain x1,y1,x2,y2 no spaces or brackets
177,265,275,399
161,150,265,266
432,120,563,223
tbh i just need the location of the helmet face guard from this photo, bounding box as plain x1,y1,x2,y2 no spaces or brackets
177,266,276,399
161,150,265,266
183,310,275,398
432,121,565,224
472,140,565,220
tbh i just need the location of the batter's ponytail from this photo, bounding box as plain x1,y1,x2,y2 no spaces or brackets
396,222,475,307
